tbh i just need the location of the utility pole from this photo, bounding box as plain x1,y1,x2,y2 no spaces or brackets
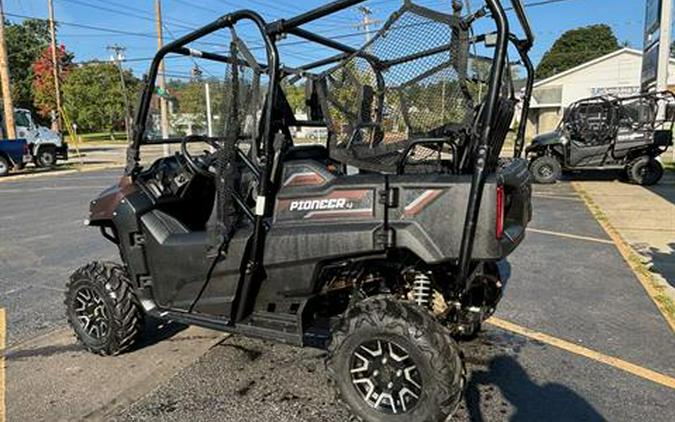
107,44,132,143
155,0,170,155
656,0,672,94
205,83,213,138
47,0,62,132
0,0,15,139
355,6,381,45
654,0,674,160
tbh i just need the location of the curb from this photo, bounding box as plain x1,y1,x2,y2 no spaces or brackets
572,181,675,333
0,164,122,183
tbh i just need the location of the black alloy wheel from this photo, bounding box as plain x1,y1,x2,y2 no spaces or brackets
350,339,423,414
72,286,110,340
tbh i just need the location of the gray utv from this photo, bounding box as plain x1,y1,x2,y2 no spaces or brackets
65,1,534,420
527,91,675,185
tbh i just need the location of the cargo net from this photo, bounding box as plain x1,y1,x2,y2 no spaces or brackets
214,35,265,238
318,2,474,173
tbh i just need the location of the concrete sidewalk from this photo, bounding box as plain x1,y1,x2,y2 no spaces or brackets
574,172,675,321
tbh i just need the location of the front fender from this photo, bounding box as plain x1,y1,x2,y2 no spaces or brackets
86,176,137,226
526,130,564,154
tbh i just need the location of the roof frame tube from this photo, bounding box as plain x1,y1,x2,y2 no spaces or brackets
456,0,510,286
267,0,367,34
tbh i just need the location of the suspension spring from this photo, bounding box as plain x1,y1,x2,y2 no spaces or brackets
411,272,432,307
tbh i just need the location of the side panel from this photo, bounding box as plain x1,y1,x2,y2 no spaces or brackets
257,163,387,307
388,174,500,262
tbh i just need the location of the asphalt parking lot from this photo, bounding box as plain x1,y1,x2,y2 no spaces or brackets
1,169,674,421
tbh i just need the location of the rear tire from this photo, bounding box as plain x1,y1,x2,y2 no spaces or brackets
627,156,663,186
530,155,561,184
0,155,9,176
65,261,143,356
327,297,465,422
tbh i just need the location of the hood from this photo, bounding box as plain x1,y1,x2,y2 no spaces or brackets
36,126,62,144
529,130,564,149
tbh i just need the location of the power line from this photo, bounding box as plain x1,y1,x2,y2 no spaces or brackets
8,0,591,70
56,0,197,32
5,11,159,39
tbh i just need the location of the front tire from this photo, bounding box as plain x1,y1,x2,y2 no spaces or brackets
36,147,57,168
327,297,465,422
65,261,143,356
530,155,561,184
627,156,663,186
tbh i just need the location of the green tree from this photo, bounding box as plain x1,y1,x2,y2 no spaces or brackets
5,19,51,110
536,24,620,80
62,62,140,133
282,81,305,113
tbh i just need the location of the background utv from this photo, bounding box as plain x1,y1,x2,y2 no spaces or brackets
527,91,675,185
65,0,535,420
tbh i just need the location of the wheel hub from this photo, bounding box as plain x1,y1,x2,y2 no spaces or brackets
73,287,109,340
350,339,422,414
539,165,553,178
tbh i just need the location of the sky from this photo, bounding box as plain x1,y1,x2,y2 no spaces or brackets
3,0,652,79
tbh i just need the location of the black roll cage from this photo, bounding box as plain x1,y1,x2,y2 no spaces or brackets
126,0,534,321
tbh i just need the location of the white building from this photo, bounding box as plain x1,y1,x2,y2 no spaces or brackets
527,47,675,137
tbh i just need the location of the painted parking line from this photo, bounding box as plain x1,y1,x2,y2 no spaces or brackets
487,317,675,390
1,308,5,422
527,227,614,245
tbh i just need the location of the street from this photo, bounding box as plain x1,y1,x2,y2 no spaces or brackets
1,169,673,421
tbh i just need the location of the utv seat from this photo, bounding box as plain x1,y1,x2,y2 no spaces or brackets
141,210,190,242
314,1,474,174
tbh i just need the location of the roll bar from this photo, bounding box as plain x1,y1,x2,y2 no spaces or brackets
509,0,534,49
126,0,535,312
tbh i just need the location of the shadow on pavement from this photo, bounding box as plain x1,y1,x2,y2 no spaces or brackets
4,343,83,361
129,317,189,351
644,172,675,206
561,169,626,182
641,242,675,289
465,355,604,422
4,318,188,361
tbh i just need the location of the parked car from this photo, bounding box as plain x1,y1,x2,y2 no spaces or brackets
527,91,674,185
0,138,30,176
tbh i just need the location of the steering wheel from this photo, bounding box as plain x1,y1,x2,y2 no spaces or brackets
181,135,221,177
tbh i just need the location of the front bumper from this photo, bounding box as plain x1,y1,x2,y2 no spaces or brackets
56,143,68,160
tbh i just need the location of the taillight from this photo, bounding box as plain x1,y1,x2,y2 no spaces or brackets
496,185,505,239
23,144,29,154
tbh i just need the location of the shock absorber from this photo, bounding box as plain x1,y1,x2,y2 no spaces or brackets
411,272,432,307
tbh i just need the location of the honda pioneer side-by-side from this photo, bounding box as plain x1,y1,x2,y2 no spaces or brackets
66,1,534,420
527,91,675,185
